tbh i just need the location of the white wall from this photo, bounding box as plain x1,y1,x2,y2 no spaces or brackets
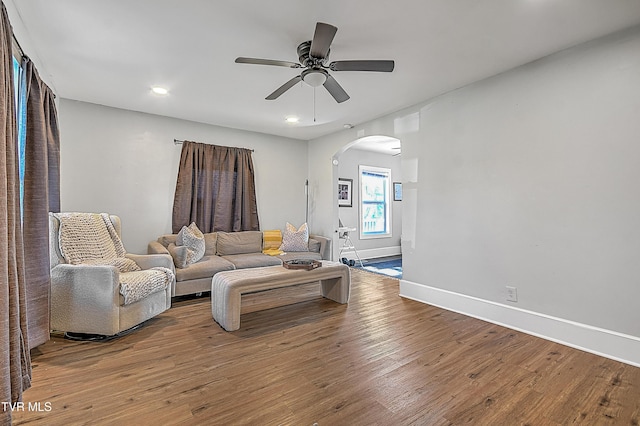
337,148,402,259
309,26,640,365
58,99,309,253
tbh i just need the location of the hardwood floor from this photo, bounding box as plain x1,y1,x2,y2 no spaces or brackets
12,269,640,425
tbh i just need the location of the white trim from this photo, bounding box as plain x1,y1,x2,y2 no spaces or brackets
340,245,401,260
399,279,640,368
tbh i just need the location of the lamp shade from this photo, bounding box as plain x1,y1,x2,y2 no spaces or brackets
302,70,327,87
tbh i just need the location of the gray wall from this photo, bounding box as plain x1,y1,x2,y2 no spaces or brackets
308,26,640,364
58,99,309,253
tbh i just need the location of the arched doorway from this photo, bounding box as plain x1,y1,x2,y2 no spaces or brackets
331,135,402,266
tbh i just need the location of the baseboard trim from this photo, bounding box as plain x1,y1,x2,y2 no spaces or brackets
341,245,401,261
399,279,640,367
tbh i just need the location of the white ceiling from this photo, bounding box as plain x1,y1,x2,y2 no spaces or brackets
8,1,640,142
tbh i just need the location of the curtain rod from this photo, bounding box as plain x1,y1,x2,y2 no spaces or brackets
12,35,57,99
173,139,254,152
12,34,25,59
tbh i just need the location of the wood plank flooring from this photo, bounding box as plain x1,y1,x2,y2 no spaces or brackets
11,269,640,425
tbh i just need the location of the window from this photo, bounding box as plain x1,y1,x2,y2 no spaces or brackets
359,165,391,238
12,55,27,217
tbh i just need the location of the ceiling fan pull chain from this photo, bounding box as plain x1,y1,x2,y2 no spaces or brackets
313,87,317,123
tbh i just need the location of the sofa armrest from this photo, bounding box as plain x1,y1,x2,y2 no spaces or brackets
309,234,332,260
50,264,120,335
126,253,174,272
148,240,169,255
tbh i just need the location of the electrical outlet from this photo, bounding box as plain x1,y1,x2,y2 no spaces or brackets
506,286,518,302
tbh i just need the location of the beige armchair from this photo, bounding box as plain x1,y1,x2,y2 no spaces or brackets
49,213,174,339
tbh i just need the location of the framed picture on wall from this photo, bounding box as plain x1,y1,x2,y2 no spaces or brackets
394,182,402,201
338,178,353,207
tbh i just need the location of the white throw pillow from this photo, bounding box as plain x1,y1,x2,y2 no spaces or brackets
279,222,309,252
176,222,205,265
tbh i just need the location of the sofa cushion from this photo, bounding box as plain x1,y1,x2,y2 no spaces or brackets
204,233,218,256
177,222,205,265
222,253,282,269
216,231,263,255
308,238,321,253
174,255,235,282
279,222,309,252
157,234,177,248
157,232,216,255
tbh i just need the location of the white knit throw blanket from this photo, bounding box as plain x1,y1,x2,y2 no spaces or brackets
55,213,172,305
55,213,135,268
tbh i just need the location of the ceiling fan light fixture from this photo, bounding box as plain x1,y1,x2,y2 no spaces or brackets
302,69,327,87
285,116,300,123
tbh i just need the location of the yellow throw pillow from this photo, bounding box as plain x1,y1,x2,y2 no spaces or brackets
262,229,283,256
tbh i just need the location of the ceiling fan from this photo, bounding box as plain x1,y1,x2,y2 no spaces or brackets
235,22,395,103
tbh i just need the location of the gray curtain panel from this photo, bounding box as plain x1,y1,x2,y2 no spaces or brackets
0,4,32,424
172,141,260,233
22,58,61,349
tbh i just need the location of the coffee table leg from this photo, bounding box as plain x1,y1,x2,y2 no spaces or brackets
320,276,350,304
213,287,242,331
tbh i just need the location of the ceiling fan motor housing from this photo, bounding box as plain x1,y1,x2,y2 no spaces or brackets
297,41,328,67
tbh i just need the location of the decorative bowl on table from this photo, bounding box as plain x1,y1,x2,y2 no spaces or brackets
282,259,322,270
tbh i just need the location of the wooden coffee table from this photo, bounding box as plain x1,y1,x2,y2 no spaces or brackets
211,261,350,331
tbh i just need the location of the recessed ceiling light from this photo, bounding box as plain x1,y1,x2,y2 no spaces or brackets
285,116,299,123
151,86,169,95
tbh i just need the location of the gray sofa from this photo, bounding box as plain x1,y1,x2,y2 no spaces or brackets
148,230,331,297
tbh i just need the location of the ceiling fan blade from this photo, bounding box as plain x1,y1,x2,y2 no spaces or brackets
265,75,302,100
235,57,301,68
310,22,337,59
329,60,395,72
323,75,350,103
